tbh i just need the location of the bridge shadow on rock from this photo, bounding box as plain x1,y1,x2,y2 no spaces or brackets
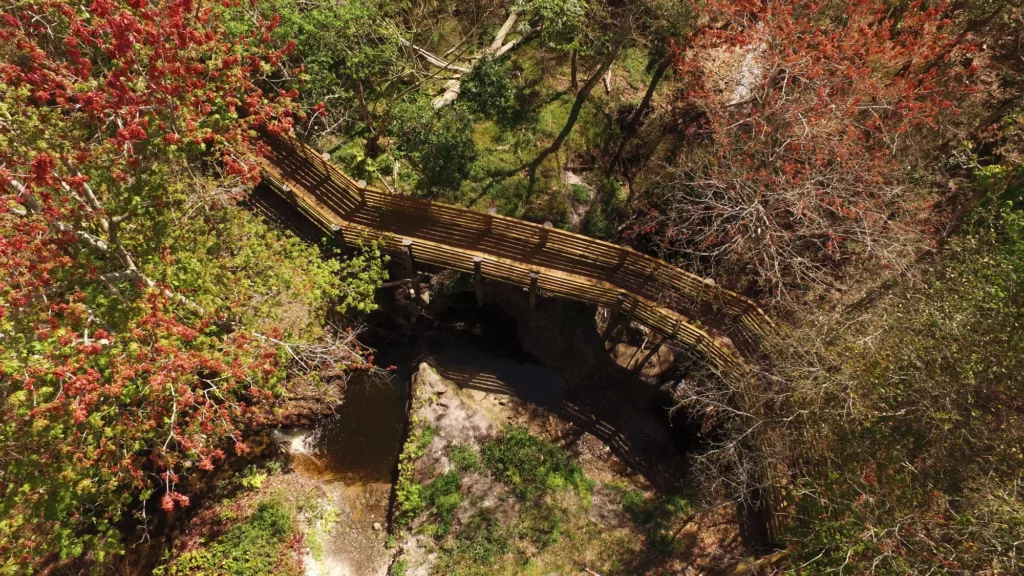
435,288,700,494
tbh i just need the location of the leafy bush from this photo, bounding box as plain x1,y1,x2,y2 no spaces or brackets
461,55,518,120
157,500,296,576
422,471,463,536
390,100,477,193
482,426,591,499
389,558,408,576
617,488,692,556
778,195,1024,572
395,422,437,525
570,184,592,204
447,444,480,472
431,511,512,575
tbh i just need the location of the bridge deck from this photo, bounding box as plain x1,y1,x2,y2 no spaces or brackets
256,134,772,376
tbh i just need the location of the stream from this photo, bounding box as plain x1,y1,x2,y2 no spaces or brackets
273,291,566,575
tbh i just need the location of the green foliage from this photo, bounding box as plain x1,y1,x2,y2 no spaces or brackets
395,421,438,526
447,444,480,472
516,0,588,49
482,426,592,500
616,47,653,86
158,500,296,576
779,195,1024,573
389,558,409,576
570,184,592,204
422,471,464,537
616,488,691,557
334,239,389,314
431,511,512,576
391,100,478,193
512,500,568,549
461,55,518,120
297,496,338,564
248,0,402,132
235,466,270,491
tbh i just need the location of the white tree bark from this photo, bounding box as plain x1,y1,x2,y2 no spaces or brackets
431,11,530,109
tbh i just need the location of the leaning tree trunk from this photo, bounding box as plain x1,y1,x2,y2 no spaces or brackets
627,54,673,131
608,53,673,173
528,29,629,172
570,49,579,92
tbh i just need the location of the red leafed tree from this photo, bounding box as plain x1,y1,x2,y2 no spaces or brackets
628,0,978,300
0,0,310,570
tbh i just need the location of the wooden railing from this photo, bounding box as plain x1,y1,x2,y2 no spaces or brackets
258,132,787,546
256,133,773,377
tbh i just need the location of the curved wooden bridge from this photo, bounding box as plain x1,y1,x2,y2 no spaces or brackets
256,133,773,376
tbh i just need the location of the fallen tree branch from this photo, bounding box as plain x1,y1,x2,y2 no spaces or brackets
400,39,471,73
431,11,539,109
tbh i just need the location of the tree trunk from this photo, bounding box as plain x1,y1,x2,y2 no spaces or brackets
627,54,672,131
608,54,673,174
570,49,579,92
529,39,625,171
356,80,383,157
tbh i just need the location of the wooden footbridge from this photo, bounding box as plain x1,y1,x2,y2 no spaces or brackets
256,133,773,376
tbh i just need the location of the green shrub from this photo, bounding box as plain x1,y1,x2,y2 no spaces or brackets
423,470,463,537
447,444,479,472
390,100,477,193
461,54,518,120
395,422,438,526
158,500,295,576
482,426,591,500
389,558,408,576
570,183,592,204
616,489,692,557
431,511,511,575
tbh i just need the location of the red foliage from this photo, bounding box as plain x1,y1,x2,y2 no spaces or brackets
0,0,303,567
630,0,978,297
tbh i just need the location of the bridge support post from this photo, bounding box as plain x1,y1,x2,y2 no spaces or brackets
602,294,628,341
402,239,419,298
634,319,680,375
528,272,539,312
473,257,484,307
642,262,658,286
622,297,639,334
331,224,347,256
609,251,629,277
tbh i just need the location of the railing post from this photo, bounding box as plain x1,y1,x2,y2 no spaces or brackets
539,221,553,250
528,272,539,312
623,297,639,330
281,184,296,207
602,293,628,341
610,250,629,277
473,257,484,307
642,261,658,286
402,239,415,280
485,206,497,234
331,224,347,256
634,319,680,375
